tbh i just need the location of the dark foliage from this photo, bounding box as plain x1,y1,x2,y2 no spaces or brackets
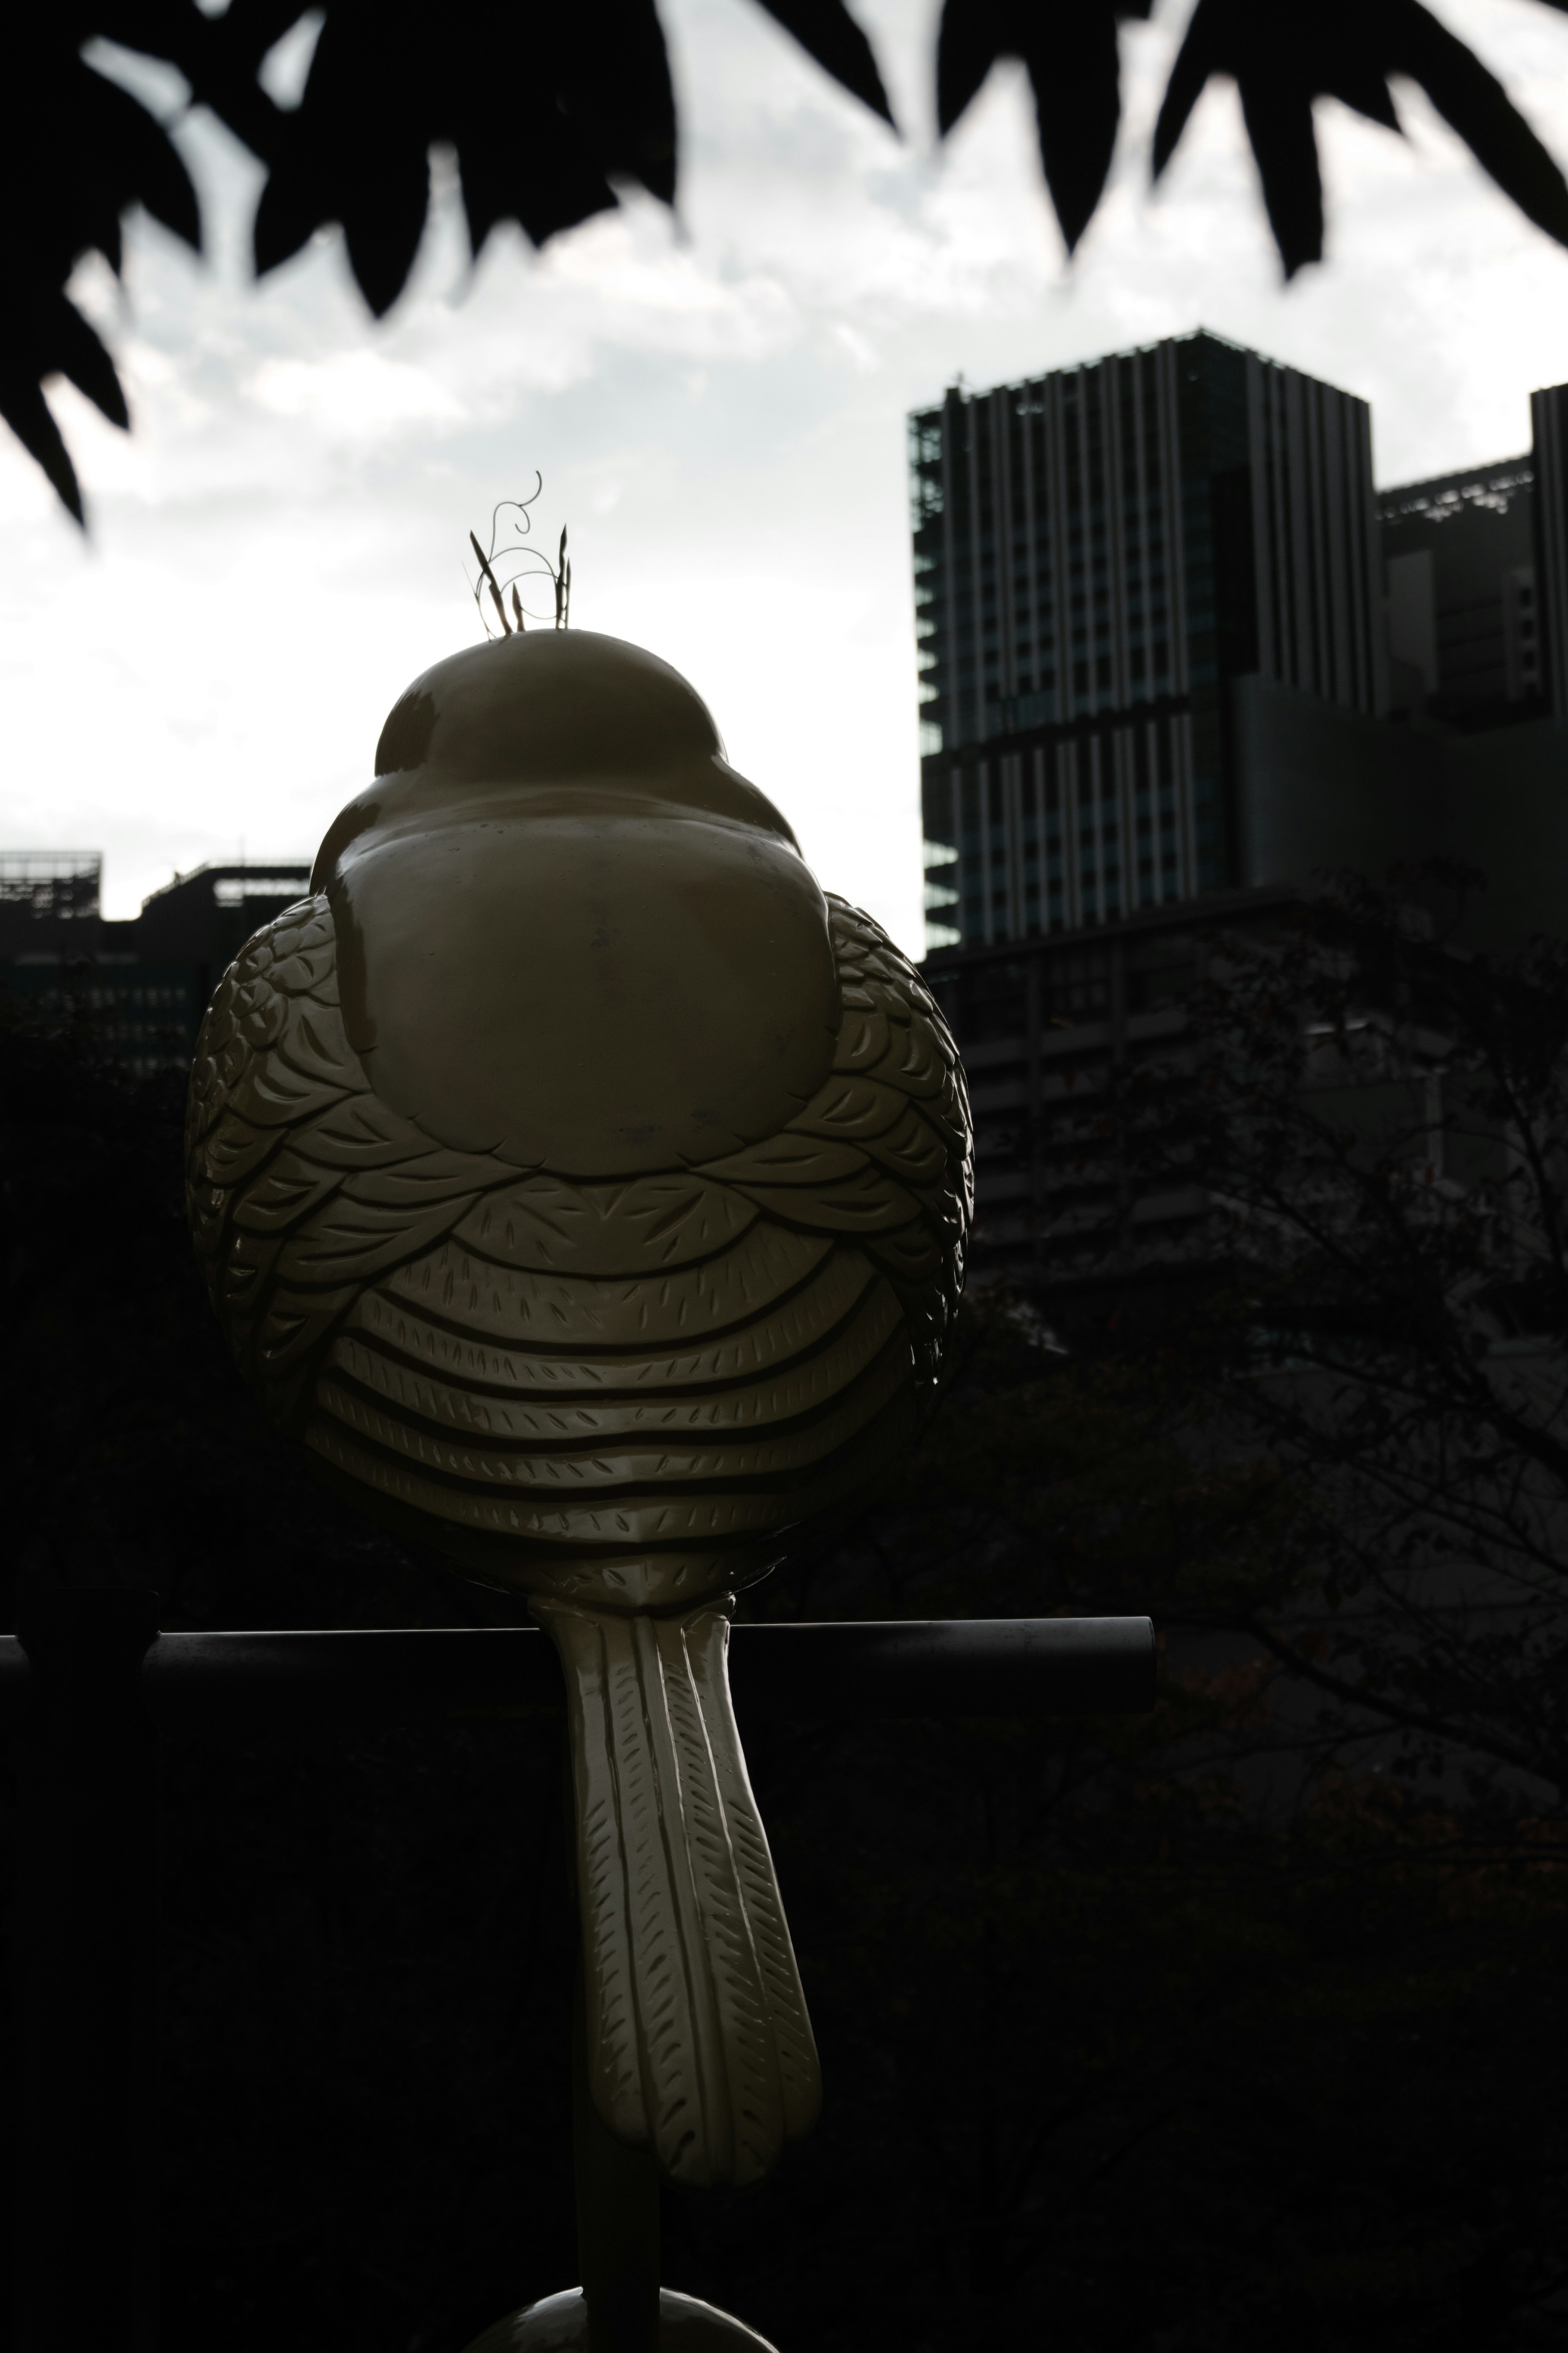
3,13,199,520
938,2,1155,256
1115,881,1568,1801
250,1,680,322
10,0,1568,519
1154,0,1568,278
4,0,884,518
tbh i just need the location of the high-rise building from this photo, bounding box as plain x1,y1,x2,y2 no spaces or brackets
912,336,1568,1296
913,330,1384,951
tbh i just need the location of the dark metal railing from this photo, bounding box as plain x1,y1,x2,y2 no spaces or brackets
2,1599,1155,2353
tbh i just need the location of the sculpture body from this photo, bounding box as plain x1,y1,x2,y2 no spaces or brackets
187,629,971,2195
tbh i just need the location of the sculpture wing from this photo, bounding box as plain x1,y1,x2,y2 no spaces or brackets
693,893,972,1380
185,894,504,1434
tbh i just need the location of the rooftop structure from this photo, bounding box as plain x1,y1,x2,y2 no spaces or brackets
0,851,102,924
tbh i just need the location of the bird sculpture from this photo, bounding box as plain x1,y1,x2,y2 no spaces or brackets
186,619,972,2196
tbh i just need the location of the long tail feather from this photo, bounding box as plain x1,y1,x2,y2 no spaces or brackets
535,1595,820,2188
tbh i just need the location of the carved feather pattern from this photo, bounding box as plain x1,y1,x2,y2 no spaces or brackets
187,881,971,2185
539,1595,816,2188
187,889,970,1536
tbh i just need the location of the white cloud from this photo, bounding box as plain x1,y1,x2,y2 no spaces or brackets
245,349,467,434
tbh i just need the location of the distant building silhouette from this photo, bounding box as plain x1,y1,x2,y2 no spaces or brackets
0,860,311,1075
1381,456,1541,725
912,333,1568,1292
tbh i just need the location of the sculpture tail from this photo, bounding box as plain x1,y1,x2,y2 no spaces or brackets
534,1595,820,2190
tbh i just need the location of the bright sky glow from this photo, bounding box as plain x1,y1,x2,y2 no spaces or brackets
4,0,1568,939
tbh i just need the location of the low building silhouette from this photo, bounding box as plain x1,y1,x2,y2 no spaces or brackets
0,856,312,1075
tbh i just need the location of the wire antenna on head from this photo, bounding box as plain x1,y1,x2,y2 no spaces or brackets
466,476,573,638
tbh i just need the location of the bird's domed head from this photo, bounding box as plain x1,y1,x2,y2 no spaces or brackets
308,628,839,1176
313,630,799,883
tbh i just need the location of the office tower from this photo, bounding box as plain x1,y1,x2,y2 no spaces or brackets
913,331,1383,952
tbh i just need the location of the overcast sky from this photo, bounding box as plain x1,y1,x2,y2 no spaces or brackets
4,0,1568,941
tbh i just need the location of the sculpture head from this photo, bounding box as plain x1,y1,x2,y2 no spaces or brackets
310,631,840,1175
314,629,803,864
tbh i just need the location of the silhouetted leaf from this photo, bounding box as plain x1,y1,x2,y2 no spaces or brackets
78,56,204,252
754,0,893,125
1155,0,1568,277
0,373,85,523
0,21,201,521
1396,4,1568,251
253,0,673,317
45,293,131,428
937,0,1152,254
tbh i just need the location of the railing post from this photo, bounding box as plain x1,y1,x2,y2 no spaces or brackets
572,1972,662,2353
10,1588,162,2353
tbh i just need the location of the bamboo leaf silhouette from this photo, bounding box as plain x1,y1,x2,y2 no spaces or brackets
937,1,1153,254
252,0,675,317
7,0,1568,516
755,0,893,124
1155,0,1568,277
1,21,200,524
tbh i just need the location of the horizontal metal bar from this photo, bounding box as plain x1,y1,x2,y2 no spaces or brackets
0,1618,1154,1727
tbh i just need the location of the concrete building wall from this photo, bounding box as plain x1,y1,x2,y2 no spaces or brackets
1233,677,1441,889
1233,679,1568,950
1439,717,1568,948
